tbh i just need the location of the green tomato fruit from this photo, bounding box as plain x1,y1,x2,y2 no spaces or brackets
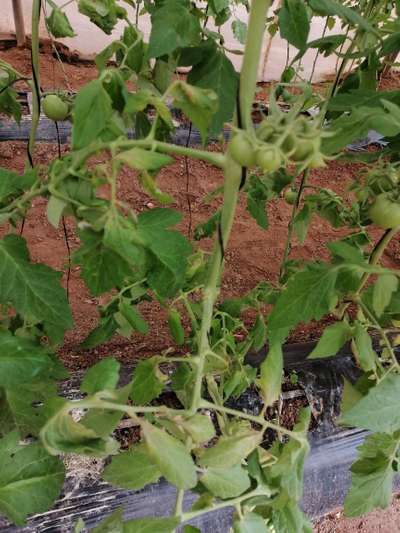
42,94,69,121
281,132,296,155
291,139,315,162
256,146,282,173
308,152,326,169
369,193,400,229
256,122,275,141
229,133,256,167
284,189,297,205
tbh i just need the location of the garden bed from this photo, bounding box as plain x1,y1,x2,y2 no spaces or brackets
1,43,400,532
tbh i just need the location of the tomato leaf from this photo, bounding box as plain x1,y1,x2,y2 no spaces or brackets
351,322,377,373
41,407,119,456
201,464,251,499
147,0,201,58
170,81,218,144
308,321,353,359
232,20,247,45
0,332,54,387
78,0,124,35
279,0,310,51
138,210,192,298
188,46,238,136
0,235,72,342
0,380,57,438
259,343,283,407
372,274,398,317
81,385,130,438
130,358,164,405
81,315,118,349
269,265,338,344
340,374,400,433
117,148,173,171
46,7,75,38
233,512,269,533
72,79,113,149
268,408,311,501
73,228,144,296
196,431,261,468
103,444,161,490
344,432,399,517
124,517,180,533
0,92,21,124
81,357,120,394
142,421,197,489
178,414,216,444
0,431,64,525
309,0,376,34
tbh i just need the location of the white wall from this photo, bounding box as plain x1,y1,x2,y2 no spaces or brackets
1,0,342,81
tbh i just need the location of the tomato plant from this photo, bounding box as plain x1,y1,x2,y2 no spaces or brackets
0,0,400,531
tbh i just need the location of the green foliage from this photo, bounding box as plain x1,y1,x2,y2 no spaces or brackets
309,321,353,359
269,265,338,343
279,0,310,51
188,45,238,136
147,0,201,58
46,7,75,38
0,431,64,525
201,464,251,499
0,235,72,343
142,421,198,489
2,0,400,527
72,79,113,149
344,432,400,516
340,374,400,434
103,444,161,489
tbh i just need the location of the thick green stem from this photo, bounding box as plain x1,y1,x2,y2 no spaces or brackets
189,157,242,413
239,0,270,130
188,1,271,416
28,0,42,168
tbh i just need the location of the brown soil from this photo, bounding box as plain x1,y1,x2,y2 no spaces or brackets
0,44,98,92
3,140,396,371
315,494,400,532
1,45,400,532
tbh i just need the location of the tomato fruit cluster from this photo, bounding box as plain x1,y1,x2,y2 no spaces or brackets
229,113,326,175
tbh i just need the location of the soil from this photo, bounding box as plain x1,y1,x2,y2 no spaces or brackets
3,140,396,371
1,46,400,532
314,494,400,533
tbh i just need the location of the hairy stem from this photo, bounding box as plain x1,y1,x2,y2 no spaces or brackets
181,488,270,522
356,227,400,295
28,0,42,168
239,0,270,130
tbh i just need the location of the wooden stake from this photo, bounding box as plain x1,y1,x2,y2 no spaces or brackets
12,0,26,47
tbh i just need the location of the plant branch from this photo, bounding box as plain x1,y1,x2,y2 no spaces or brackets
28,0,42,169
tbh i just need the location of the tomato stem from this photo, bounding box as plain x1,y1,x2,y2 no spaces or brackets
27,0,42,169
